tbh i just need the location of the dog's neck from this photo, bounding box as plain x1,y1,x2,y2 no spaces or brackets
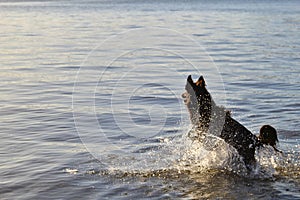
188,92,227,136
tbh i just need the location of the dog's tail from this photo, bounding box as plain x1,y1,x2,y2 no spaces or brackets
258,125,282,153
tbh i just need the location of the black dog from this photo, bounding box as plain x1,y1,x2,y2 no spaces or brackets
182,75,280,168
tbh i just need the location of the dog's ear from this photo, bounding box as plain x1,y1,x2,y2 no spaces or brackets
196,76,206,87
187,75,193,83
187,75,195,86
186,75,196,91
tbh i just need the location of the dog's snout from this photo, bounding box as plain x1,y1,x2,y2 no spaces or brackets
182,92,190,105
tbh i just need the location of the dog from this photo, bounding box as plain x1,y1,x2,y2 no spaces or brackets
182,75,280,169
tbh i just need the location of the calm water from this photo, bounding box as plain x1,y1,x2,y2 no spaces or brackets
1,0,300,199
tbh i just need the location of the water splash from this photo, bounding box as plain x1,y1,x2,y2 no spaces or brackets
69,129,300,181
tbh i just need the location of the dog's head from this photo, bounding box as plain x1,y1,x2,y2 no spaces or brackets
182,75,212,126
182,75,209,103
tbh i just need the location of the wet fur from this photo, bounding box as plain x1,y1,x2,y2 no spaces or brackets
183,75,261,167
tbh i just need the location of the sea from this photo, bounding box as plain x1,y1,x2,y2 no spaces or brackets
0,0,299,199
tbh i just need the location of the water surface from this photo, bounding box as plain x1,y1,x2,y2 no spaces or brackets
0,0,300,199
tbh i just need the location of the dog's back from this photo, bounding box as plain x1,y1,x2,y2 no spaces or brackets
221,113,259,166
